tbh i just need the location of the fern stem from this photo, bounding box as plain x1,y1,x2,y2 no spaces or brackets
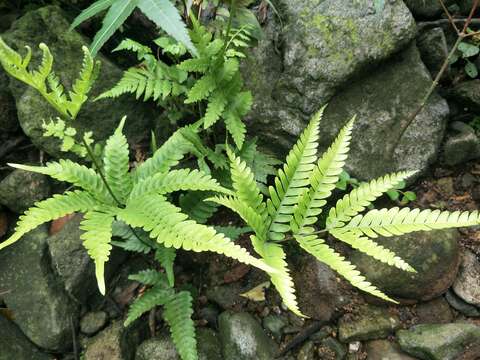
81,137,124,207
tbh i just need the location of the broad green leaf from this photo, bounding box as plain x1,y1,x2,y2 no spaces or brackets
70,0,116,30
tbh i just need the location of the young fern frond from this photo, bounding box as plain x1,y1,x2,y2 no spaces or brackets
0,38,100,119
163,291,197,360
125,285,172,327
295,234,396,302
129,269,168,285
267,108,324,240
0,191,96,250
80,210,115,295
179,191,218,224
103,117,132,203
291,118,354,235
111,221,153,253
337,208,480,238
326,171,417,230
329,230,415,272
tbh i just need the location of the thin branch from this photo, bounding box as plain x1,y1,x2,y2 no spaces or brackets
439,0,460,34
463,0,479,34
417,18,480,32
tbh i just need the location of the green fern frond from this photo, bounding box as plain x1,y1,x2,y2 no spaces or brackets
0,191,96,250
155,246,177,287
80,210,115,295
208,195,267,238
119,195,274,273
295,234,396,302
163,291,197,360
185,74,216,103
96,68,150,100
134,127,194,182
214,226,252,240
228,151,267,222
125,285,172,327
113,38,153,59
129,269,168,285
179,191,218,224
111,221,153,253
129,169,231,200
338,207,480,238
9,160,113,204
291,118,354,234
203,92,227,128
224,110,247,149
326,171,417,229
330,230,414,272
103,117,132,203
261,242,303,317
267,108,324,240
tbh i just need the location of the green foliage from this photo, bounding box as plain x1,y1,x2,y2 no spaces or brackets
209,108,480,316
0,119,272,297
71,0,197,57
451,38,480,79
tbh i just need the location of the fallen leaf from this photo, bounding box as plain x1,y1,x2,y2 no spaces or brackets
240,281,270,302
49,213,76,235
0,308,15,321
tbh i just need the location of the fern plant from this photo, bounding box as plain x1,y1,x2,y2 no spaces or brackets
208,107,480,316
0,118,273,296
70,0,197,57
0,38,101,157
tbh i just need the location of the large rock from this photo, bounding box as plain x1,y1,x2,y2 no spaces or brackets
417,27,448,75
0,225,78,351
244,2,448,181
449,80,480,112
0,315,52,360
403,0,454,18
338,305,400,343
350,229,460,302
47,213,126,304
365,339,416,360
452,249,480,307
292,253,353,321
0,169,51,213
2,6,157,157
218,311,279,360
397,323,480,360
442,122,480,166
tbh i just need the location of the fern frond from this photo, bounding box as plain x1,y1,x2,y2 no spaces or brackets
203,92,227,128
31,43,53,88
9,160,113,204
338,207,480,238
329,230,414,272
291,118,354,234
133,127,194,182
207,195,267,239
228,151,267,222
163,291,197,360
326,171,417,229
155,246,176,287
113,38,152,59
179,191,218,224
103,117,132,203
0,191,96,250
119,195,274,274
129,169,231,200
225,110,247,149
260,242,303,317
214,226,251,240
125,285,172,327
80,210,115,295
129,269,168,285
96,68,150,100
295,234,396,302
111,221,154,253
267,108,324,240
185,74,216,103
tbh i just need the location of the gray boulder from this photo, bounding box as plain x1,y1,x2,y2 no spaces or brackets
452,249,480,307
403,0,454,18
243,2,448,182
0,169,51,213
350,229,460,302
0,315,52,360
2,5,156,157
338,305,400,343
218,311,279,360
449,80,480,112
0,225,78,351
397,323,480,360
365,339,416,360
442,122,480,166
445,290,480,317
417,27,448,75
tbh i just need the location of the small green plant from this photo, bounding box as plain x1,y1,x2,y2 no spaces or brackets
208,107,480,316
451,37,480,78
0,38,101,157
70,0,197,57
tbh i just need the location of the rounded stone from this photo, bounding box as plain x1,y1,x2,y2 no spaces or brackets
350,230,460,302
80,311,108,336
452,249,480,307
